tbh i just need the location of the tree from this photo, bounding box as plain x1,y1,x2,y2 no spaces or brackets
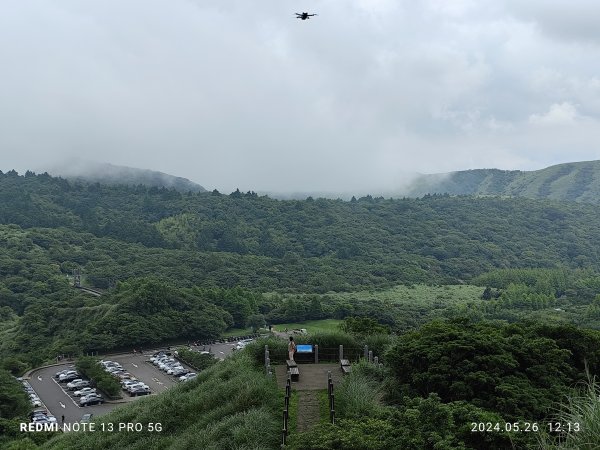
0,370,30,419
339,317,389,336
246,314,266,332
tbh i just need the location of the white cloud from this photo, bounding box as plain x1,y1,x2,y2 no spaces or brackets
1,0,600,193
529,102,580,126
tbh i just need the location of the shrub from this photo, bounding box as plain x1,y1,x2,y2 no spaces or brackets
176,348,217,371
75,357,121,398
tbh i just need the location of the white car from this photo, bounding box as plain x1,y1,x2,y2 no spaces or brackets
59,371,78,381
126,385,147,393
166,366,184,375
74,387,97,397
67,379,85,389
179,372,197,381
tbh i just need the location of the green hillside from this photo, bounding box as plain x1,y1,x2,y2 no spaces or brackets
405,160,600,203
49,162,206,193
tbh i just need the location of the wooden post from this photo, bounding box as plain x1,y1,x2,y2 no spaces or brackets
339,344,344,361
364,345,368,360
374,356,379,365
314,344,319,364
368,350,373,363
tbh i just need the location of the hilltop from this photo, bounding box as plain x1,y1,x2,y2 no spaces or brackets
404,160,600,202
46,161,206,193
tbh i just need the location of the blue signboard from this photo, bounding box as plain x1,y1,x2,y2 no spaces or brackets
296,344,313,353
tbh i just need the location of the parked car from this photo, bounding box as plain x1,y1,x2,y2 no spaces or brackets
59,371,79,382
129,387,151,396
54,369,71,379
74,387,97,397
67,379,90,390
179,372,197,381
126,383,149,393
32,411,57,423
80,394,104,406
166,366,184,375
236,339,253,350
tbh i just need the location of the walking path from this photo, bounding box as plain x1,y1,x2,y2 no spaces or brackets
275,363,341,390
276,363,343,436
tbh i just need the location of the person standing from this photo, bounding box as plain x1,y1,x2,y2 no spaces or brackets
288,336,296,361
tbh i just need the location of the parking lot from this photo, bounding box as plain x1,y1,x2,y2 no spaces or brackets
27,363,118,425
108,352,193,393
25,338,250,426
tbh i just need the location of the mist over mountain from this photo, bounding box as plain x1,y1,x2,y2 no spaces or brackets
263,160,600,203
47,161,206,193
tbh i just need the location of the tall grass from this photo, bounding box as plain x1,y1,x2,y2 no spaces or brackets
539,376,600,449
336,365,382,419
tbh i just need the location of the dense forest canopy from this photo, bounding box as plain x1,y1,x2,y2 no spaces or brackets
2,171,600,290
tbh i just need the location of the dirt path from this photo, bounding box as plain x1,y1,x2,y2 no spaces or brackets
296,391,320,433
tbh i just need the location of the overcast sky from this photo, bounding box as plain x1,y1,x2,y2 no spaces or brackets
2,0,600,193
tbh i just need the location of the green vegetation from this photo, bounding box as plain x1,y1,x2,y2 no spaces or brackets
220,327,253,338
76,357,122,398
339,317,390,336
540,376,600,449
271,319,342,334
176,347,218,372
5,171,600,446
405,160,600,203
0,370,29,419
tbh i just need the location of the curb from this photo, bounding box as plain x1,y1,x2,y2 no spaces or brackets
23,361,76,379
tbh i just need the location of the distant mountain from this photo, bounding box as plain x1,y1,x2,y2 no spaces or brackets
403,160,600,203
48,161,206,192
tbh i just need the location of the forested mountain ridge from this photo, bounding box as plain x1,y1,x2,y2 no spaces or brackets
47,161,206,193
2,169,600,292
404,160,600,202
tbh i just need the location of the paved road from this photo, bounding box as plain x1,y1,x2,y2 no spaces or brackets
190,342,237,360
108,353,191,393
28,364,119,425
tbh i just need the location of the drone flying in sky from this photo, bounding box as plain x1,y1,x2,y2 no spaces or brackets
295,12,317,20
